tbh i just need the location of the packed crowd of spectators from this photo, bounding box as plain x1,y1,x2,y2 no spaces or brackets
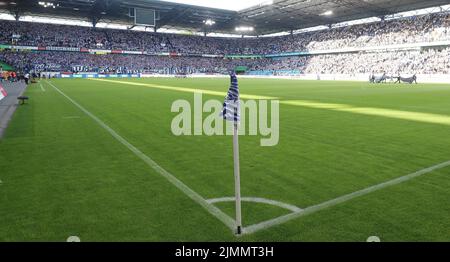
1,12,450,55
1,11,450,75
303,48,450,74
1,47,448,75
303,12,450,51
0,50,277,74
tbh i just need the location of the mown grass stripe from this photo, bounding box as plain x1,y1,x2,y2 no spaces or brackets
89,78,278,100
92,79,450,126
281,100,450,126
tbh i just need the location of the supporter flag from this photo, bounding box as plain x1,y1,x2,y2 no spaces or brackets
221,72,243,235
0,84,7,101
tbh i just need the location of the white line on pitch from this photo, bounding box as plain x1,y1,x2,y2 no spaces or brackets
45,81,236,231
39,83,46,92
242,160,450,235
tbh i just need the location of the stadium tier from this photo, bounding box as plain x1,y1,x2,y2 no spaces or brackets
2,12,450,54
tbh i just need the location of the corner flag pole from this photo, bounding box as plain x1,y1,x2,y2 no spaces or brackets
233,121,242,235
222,72,243,235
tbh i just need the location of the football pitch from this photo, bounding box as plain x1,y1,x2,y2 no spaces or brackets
0,77,449,241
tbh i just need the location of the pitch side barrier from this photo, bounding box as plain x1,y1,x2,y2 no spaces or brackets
59,73,141,79
140,73,450,83
51,73,450,83
140,74,309,79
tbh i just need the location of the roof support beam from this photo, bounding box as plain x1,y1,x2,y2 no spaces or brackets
92,17,101,28
14,11,20,21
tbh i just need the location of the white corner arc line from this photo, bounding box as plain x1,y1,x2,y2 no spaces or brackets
45,81,236,231
242,160,450,235
207,197,303,213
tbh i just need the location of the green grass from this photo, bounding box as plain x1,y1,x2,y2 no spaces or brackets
0,78,449,242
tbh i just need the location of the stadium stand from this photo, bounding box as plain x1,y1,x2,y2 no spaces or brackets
0,2,450,76
1,12,450,54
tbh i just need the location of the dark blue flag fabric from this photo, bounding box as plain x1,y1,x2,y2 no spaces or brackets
221,72,240,123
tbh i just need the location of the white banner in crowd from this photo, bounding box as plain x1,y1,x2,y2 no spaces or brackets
0,84,8,101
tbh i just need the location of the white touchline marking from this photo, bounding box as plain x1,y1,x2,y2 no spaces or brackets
39,83,46,92
242,160,450,235
45,81,236,231
207,197,303,213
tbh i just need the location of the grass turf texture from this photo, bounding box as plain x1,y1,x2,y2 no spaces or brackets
0,78,449,241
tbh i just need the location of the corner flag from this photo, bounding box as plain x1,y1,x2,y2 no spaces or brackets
221,72,242,235
221,73,240,123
